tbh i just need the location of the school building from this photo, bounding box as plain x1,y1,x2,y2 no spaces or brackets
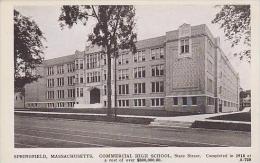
24,23,240,113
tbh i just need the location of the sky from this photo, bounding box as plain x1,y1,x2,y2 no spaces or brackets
15,5,251,90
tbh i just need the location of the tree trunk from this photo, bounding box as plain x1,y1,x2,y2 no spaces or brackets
107,50,112,117
114,53,117,120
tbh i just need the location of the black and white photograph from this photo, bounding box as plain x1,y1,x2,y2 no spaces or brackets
13,4,251,148
1,0,260,163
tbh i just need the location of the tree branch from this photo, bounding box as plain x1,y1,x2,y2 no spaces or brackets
91,5,100,23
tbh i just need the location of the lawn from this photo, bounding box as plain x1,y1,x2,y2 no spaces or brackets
207,112,251,122
15,112,155,125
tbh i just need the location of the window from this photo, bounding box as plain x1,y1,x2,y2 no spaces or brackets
207,59,213,73
118,69,129,80
133,50,145,62
151,64,164,77
67,76,75,86
80,88,83,97
224,101,227,107
76,88,79,97
151,81,164,93
151,98,164,106
180,39,189,54
47,103,55,108
75,60,78,70
173,97,178,105
151,47,164,60
47,67,54,75
67,63,75,73
76,88,83,97
68,102,75,108
57,65,64,74
133,99,146,107
47,91,54,99
57,77,64,87
57,90,64,99
207,78,213,93
57,102,65,108
134,67,145,78
134,83,145,94
86,53,101,69
79,60,84,69
219,86,222,94
118,84,129,95
191,97,197,105
103,70,107,80
104,85,107,95
80,74,84,83
182,97,187,105
118,99,130,107
67,89,75,98
207,97,214,105
75,59,84,69
118,53,129,65
47,79,55,87
87,72,101,83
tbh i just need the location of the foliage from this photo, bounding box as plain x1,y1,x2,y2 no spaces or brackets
14,9,45,90
212,5,250,62
59,5,137,116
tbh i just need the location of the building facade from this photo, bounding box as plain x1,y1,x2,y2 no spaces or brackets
24,24,240,113
240,90,251,110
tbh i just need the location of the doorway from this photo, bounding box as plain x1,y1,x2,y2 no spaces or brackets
90,88,100,104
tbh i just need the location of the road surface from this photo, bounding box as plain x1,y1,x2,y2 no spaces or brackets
14,115,251,148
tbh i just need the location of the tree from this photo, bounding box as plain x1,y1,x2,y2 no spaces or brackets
59,5,137,116
14,9,45,91
212,5,250,62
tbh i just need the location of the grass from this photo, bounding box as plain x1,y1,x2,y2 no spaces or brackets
15,112,154,125
15,107,197,117
207,112,251,122
191,120,251,131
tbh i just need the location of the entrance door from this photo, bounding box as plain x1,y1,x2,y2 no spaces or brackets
90,88,100,104
219,102,222,112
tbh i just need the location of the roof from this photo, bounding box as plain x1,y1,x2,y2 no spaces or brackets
44,54,75,66
136,36,166,49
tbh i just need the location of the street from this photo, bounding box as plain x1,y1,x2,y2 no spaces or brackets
15,115,251,148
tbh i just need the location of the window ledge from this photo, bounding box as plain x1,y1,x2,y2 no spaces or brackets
178,53,192,59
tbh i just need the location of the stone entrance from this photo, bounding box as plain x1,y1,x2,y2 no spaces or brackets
90,88,100,104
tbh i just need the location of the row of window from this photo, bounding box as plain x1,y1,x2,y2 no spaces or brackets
173,97,197,106
86,72,101,83
47,63,165,84
119,64,165,81
47,102,76,108
172,96,238,107
75,59,84,70
28,102,78,108
46,88,83,99
86,53,101,69
47,63,75,76
47,76,75,87
105,81,164,95
46,47,166,76
220,99,238,107
111,98,165,107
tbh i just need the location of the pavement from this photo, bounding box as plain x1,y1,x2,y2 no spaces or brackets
15,115,251,148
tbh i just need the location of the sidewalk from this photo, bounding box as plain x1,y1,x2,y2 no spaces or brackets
155,111,250,124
